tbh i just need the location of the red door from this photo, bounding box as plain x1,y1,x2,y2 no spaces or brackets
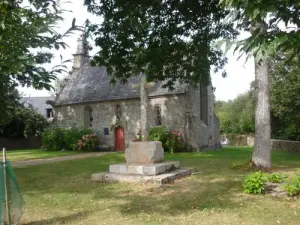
115,127,125,151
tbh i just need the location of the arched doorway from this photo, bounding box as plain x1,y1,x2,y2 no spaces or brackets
115,127,125,151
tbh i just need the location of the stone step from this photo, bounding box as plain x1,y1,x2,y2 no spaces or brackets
109,161,180,176
91,168,195,185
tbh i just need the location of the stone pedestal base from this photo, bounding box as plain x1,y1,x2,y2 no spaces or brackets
109,161,180,176
91,141,194,184
91,168,195,185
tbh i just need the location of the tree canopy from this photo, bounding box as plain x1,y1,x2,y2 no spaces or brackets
84,0,237,87
1,107,49,139
0,0,78,125
220,0,300,61
270,53,300,141
215,92,255,134
216,52,300,142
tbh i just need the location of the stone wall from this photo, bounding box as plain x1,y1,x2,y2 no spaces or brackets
54,94,187,149
186,85,220,150
212,113,221,149
271,139,300,154
221,134,255,146
221,135,300,154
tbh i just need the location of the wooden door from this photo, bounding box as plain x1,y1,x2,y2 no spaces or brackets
115,127,125,151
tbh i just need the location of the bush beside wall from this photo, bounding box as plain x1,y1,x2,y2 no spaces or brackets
42,127,99,151
148,126,186,153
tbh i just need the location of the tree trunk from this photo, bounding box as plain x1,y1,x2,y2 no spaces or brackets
140,74,149,141
252,48,271,168
251,21,271,169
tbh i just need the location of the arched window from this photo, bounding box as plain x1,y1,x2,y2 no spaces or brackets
116,104,121,120
155,104,162,126
84,106,93,128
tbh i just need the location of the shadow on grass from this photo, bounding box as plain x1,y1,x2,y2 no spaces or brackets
88,174,248,216
22,211,90,225
14,147,300,223
120,180,243,215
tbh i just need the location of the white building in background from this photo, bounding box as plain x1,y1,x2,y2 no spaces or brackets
21,97,54,120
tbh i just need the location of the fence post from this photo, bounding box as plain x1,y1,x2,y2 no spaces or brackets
2,148,10,225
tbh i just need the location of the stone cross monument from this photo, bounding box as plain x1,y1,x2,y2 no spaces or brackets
131,74,155,141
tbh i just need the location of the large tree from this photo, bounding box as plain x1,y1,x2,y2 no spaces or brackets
84,0,236,86
220,0,300,168
0,0,77,125
84,0,237,140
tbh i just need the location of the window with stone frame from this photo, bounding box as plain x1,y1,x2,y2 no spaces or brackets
155,104,162,126
84,106,93,128
200,84,208,125
46,108,53,118
116,104,121,120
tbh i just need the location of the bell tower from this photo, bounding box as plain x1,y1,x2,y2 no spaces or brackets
72,32,89,70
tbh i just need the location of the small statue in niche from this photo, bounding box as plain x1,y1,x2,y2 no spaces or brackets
116,104,121,121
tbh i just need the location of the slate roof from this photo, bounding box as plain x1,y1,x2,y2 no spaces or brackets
55,64,187,106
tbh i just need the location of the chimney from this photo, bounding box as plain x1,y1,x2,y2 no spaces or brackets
72,32,89,70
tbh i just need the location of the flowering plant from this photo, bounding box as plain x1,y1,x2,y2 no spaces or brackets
149,126,185,153
167,132,184,154
133,130,143,142
77,133,99,151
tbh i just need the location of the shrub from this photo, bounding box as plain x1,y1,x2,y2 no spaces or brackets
166,132,185,154
2,107,49,138
283,175,300,196
243,171,268,194
244,171,300,196
133,130,142,142
149,126,170,150
42,127,95,151
42,128,65,151
149,126,185,153
77,134,99,151
267,173,287,183
63,127,93,150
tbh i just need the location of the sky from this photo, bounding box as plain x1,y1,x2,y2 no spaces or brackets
18,0,255,102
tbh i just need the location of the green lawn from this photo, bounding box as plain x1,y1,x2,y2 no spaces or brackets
6,149,80,161
16,147,300,225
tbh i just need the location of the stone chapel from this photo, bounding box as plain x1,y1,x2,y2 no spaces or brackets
53,35,221,151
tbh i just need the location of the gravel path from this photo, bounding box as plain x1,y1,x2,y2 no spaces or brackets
12,152,113,168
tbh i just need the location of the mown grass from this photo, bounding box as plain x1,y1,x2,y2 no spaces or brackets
16,147,300,225
6,149,80,161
